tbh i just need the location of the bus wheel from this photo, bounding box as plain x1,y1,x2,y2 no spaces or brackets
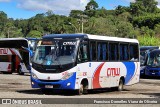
117,79,124,91
18,66,24,75
78,84,84,95
77,81,88,95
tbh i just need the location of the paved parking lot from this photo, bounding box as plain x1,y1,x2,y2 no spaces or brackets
0,73,160,106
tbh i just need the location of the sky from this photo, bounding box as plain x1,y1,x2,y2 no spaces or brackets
0,0,159,19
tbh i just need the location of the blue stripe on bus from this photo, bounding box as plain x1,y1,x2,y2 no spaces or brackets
31,72,76,90
122,62,135,84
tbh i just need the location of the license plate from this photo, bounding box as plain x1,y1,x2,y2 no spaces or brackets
152,73,155,75
45,85,53,88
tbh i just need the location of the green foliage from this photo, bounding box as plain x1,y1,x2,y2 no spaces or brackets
85,0,98,10
27,30,42,38
130,0,158,16
133,13,160,29
138,35,160,46
0,0,160,46
84,0,99,17
69,10,83,18
115,5,129,15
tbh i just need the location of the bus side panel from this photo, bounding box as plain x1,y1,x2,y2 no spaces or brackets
76,62,127,89
75,62,103,90
98,62,127,88
0,62,11,72
75,62,140,89
123,62,140,85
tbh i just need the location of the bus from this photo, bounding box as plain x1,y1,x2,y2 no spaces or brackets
31,34,140,94
0,48,28,75
0,38,31,75
26,38,40,57
140,46,159,77
144,49,160,77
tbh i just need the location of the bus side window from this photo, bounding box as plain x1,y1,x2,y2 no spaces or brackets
109,43,119,61
97,42,108,61
120,44,129,61
129,44,139,61
90,41,96,61
78,44,88,63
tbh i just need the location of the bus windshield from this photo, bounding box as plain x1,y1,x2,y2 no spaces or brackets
147,51,160,67
32,39,78,65
140,51,146,66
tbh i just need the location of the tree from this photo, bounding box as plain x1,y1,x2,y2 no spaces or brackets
45,10,54,16
0,11,8,37
27,30,42,38
84,0,99,17
85,0,98,10
69,10,83,18
130,0,158,16
115,5,129,15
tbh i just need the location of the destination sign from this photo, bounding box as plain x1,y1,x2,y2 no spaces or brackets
41,41,53,45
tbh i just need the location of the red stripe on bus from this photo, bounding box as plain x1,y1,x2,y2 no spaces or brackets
92,63,105,89
8,64,11,72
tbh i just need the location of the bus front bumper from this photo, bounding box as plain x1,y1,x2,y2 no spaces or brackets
30,72,76,90
145,70,160,76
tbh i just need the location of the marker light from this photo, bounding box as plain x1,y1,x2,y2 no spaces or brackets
67,83,71,86
31,73,38,79
61,72,74,80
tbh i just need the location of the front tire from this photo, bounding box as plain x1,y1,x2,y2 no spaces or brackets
76,84,84,95
77,83,88,95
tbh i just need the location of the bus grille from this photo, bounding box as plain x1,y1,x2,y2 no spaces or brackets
39,80,60,82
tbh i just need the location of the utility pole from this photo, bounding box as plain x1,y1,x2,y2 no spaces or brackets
82,16,84,34
78,14,88,34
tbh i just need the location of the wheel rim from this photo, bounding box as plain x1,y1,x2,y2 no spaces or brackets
79,84,84,95
119,80,123,91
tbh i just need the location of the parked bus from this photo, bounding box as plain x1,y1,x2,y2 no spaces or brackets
26,38,40,57
0,48,28,75
31,34,140,94
144,49,160,77
140,46,159,77
0,38,31,75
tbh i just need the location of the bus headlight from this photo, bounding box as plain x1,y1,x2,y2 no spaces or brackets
31,73,38,79
61,72,74,80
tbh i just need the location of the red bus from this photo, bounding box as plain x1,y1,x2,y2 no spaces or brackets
0,48,29,75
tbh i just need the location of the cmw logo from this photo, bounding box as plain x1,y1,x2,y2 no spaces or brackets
63,42,76,45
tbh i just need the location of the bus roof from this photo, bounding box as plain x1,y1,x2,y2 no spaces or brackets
149,49,160,54
0,38,29,48
140,46,159,51
26,38,40,40
43,34,139,43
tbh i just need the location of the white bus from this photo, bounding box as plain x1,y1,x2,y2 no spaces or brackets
0,38,31,75
31,34,140,94
0,48,29,74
